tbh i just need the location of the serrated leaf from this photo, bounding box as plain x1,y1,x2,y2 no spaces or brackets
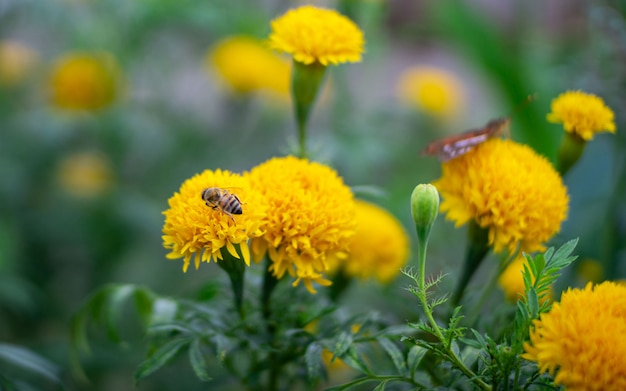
377,337,407,376
333,332,354,358
339,346,372,375
135,337,191,383
407,345,427,377
189,339,212,382
551,238,578,263
305,342,324,380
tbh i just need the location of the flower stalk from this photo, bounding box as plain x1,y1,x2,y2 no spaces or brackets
291,60,327,158
452,221,490,305
216,250,247,319
556,132,586,176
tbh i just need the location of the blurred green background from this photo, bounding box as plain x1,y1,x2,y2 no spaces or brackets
1,0,624,389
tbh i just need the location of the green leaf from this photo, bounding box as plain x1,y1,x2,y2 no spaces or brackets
325,376,378,391
0,344,60,383
338,346,372,375
304,342,324,381
189,339,212,382
106,285,137,343
135,337,191,383
149,298,178,327
407,345,427,378
377,337,407,376
373,379,389,391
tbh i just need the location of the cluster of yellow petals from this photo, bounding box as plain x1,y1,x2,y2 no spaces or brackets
248,156,355,293
433,139,569,254
328,200,409,284
498,254,551,303
56,151,113,199
523,281,626,390
208,35,290,97
49,52,121,111
269,5,365,66
162,169,266,272
396,66,464,118
547,90,616,141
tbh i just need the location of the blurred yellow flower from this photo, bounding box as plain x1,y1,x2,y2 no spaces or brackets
433,139,569,254
162,170,266,272
396,66,463,118
56,151,113,198
0,41,39,87
208,35,290,97
576,258,603,283
523,281,626,390
498,254,550,303
269,5,365,66
547,90,616,141
329,200,410,283
49,52,121,111
248,156,355,293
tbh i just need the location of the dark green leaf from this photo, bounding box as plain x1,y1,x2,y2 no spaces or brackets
189,339,212,382
325,376,377,391
0,344,60,383
407,345,427,378
135,337,191,383
304,342,324,381
373,379,389,391
377,337,407,376
149,298,178,327
106,285,137,343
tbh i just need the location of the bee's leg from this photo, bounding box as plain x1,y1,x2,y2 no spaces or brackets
223,210,236,224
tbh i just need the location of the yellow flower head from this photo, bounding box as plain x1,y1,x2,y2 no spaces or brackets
49,52,122,111
208,35,290,97
56,151,113,198
329,200,410,283
498,254,551,303
268,5,365,66
247,156,356,293
162,169,266,272
523,281,626,390
547,90,616,141
396,66,464,118
433,139,569,254
0,41,39,87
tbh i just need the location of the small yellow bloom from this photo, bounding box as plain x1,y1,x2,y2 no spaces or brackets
162,170,266,272
49,52,121,111
56,151,113,198
0,41,39,87
547,90,616,141
498,254,551,303
329,200,410,283
523,281,626,390
208,35,290,97
247,156,355,293
269,5,365,66
433,139,569,254
396,66,464,118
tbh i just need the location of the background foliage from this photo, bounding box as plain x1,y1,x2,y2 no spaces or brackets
1,0,625,390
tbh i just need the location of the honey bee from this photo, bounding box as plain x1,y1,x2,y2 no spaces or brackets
422,118,510,162
201,187,242,223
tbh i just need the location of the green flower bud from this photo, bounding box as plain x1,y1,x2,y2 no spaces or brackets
411,184,439,247
557,132,586,177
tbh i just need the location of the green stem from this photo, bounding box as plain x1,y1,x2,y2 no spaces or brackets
328,267,353,302
291,60,327,159
452,221,490,305
416,229,492,391
216,249,246,319
260,257,281,391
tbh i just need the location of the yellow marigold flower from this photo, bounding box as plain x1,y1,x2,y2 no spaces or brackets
547,90,616,141
208,35,290,97
0,41,39,87
433,139,569,254
498,254,551,303
162,170,266,272
396,66,464,118
49,52,121,111
56,151,113,198
523,281,626,390
247,156,355,293
329,200,410,283
268,5,365,66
